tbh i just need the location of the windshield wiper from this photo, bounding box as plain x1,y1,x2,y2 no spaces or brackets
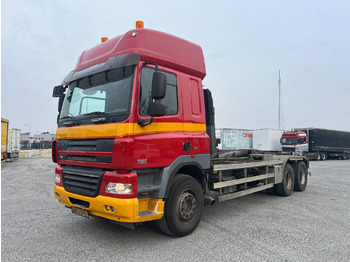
83,111,113,123
60,115,77,126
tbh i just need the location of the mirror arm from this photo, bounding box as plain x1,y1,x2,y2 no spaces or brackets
137,117,154,127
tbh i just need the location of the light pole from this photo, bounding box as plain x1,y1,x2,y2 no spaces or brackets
24,124,31,134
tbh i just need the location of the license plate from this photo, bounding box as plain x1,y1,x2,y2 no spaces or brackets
71,206,89,218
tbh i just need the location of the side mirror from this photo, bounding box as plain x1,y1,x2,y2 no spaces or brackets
53,85,65,97
149,101,166,117
151,72,166,99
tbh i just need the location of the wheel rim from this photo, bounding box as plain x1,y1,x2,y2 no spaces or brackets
178,191,197,221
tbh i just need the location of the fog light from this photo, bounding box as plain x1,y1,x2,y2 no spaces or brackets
106,183,133,194
55,173,61,183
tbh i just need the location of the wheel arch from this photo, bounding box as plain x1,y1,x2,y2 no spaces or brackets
164,162,205,198
158,154,209,199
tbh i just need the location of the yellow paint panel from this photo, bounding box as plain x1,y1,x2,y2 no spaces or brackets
54,185,164,223
56,122,206,139
1,119,9,154
56,123,134,139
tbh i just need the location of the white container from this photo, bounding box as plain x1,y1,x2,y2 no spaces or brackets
8,128,21,154
253,129,284,151
216,128,253,150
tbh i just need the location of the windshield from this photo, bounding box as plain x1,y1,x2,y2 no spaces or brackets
281,137,304,145
59,66,134,126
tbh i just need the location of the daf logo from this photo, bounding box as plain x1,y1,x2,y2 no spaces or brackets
137,159,148,165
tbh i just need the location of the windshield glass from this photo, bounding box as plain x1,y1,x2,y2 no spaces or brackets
59,66,134,126
281,138,300,145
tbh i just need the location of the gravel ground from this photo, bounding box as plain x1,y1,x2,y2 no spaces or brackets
2,158,350,261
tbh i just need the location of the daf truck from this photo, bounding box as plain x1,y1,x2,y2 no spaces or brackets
52,22,309,236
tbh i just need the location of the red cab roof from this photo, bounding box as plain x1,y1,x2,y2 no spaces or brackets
282,131,307,137
75,28,206,80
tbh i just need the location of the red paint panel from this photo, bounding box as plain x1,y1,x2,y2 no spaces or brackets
75,29,206,79
57,160,114,169
58,150,113,157
132,132,186,169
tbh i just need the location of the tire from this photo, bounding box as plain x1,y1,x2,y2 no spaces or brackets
293,162,307,192
342,153,347,160
156,174,204,237
275,164,294,196
316,153,321,161
321,153,326,161
266,187,276,195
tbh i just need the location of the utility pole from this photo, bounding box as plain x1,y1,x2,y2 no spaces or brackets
278,70,284,130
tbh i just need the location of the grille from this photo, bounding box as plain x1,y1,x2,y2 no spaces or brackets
62,166,105,197
57,139,114,165
282,147,295,152
58,139,114,152
60,155,112,163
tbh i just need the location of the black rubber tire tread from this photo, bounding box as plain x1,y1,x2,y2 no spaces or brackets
155,174,186,236
293,161,307,192
275,164,294,196
156,174,204,237
155,212,172,236
266,187,276,195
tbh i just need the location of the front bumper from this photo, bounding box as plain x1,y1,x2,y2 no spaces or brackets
54,185,164,223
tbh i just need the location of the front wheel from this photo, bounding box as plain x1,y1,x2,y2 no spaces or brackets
156,174,204,237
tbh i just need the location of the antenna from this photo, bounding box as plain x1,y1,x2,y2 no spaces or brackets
278,70,284,130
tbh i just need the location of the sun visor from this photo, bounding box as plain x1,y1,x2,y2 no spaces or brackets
61,53,140,85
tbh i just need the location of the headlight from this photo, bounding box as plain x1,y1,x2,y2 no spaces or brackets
106,183,133,194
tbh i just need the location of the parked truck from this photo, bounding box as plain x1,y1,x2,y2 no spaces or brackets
281,128,350,160
1,118,9,162
52,22,309,236
7,128,21,160
1,118,20,162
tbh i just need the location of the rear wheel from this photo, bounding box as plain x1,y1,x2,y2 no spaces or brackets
321,153,327,161
342,153,347,160
293,162,307,191
316,153,321,161
275,164,294,196
156,174,204,237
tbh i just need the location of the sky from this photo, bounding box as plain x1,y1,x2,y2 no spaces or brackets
2,0,350,134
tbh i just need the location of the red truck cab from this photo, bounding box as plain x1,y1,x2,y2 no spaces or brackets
52,23,211,235
281,131,308,156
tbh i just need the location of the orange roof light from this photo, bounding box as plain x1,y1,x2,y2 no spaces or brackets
136,20,144,29
101,37,108,43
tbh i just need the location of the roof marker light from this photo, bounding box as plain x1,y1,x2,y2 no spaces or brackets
101,37,108,43
136,20,144,29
